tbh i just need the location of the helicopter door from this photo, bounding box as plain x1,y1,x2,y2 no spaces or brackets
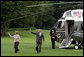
65,20,74,36
68,20,74,34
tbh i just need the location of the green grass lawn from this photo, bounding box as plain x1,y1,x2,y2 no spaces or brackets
1,30,83,56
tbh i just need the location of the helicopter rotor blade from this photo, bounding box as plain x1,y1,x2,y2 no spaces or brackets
26,2,83,8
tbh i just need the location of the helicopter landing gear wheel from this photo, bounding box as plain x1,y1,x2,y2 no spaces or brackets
75,41,81,50
75,41,79,50
75,45,81,50
75,45,78,49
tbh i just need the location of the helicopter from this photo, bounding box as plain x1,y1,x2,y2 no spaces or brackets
26,1,83,49
52,9,83,49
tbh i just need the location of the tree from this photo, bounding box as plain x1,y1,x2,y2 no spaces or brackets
1,1,83,36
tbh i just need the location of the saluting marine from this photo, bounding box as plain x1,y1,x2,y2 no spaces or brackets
50,28,57,49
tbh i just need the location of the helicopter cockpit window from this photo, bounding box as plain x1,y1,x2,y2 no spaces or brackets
61,11,72,19
53,22,58,28
61,17,65,19
57,21,62,28
65,11,72,17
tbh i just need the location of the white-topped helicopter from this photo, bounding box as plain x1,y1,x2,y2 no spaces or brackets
52,9,83,49
26,2,83,49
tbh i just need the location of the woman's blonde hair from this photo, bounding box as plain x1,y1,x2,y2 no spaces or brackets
15,31,19,34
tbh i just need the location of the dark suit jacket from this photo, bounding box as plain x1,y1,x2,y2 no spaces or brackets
50,32,56,40
31,31,45,44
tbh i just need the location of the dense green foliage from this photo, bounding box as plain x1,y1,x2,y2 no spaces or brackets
7,27,36,31
1,30,83,56
1,1,83,35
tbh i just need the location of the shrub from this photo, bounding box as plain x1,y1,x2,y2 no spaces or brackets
7,27,36,31
30,27,36,30
7,28,29,31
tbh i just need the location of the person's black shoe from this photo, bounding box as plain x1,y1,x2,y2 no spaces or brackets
37,51,40,54
52,48,55,49
36,47,38,51
37,50,41,54
15,51,18,53
17,49,19,51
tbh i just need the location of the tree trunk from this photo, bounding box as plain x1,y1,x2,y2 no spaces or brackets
1,22,7,36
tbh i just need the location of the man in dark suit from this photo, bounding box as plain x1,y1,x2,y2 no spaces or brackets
50,28,57,49
30,29,45,53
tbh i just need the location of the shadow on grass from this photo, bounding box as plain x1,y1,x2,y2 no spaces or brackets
64,47,83,50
